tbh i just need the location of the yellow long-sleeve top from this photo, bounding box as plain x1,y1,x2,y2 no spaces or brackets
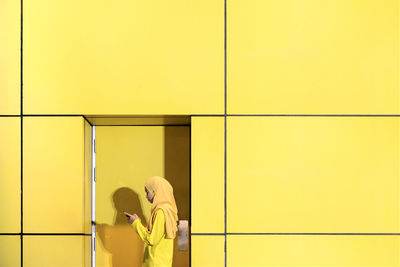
132,209,174,267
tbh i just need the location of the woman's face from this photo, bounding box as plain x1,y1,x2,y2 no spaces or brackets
145,187,154,203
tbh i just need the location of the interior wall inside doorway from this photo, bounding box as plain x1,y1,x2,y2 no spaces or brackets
95,125,190,267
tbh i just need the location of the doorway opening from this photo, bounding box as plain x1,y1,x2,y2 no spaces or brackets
85,115,191,267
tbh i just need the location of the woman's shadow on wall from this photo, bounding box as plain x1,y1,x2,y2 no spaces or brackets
96,187,146,267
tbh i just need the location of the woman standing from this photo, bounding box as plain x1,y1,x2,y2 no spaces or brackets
124,176,179,267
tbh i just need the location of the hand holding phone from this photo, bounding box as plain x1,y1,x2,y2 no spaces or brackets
124,211,139,224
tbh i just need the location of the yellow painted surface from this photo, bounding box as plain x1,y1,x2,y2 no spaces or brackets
0,0,20,115
191,235,224,267
95,126,189,267
0,236,20,266
228,235,400,267
84,234,91,267
23,236,90,267
228,0,399,114
84,120,92,234
23,0,224,115
0,118,21,233
191,117,225,233
23,117,86,233
227,116,400,233
4,0,399,265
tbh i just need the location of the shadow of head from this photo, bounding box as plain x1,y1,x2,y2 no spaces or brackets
112,187,145,225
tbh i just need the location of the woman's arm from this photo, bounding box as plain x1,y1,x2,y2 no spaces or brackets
132,209,165,246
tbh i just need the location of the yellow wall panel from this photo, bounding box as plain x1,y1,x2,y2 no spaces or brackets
0,118,21,233
0,236,20,266
95,126,189,267
227,116,400,233
24,0,224,115
0,0,20,115
228,0,399,114
24,236,89,267
228,235,400,267
84,234,91,267
23,117,85,233
191,235,224,267
191,117,225,233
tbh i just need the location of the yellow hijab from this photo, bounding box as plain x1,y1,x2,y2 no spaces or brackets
145,176,179,239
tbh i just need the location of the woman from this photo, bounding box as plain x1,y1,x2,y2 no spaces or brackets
124,176,179,267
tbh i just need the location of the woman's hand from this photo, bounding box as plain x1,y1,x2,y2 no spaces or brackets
124,211,140,224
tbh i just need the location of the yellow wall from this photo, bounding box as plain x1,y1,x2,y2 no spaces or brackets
23,236,91,267
0,118,21,233
0,236,21,266
1,0,400,266
227,116,400,233
191,117,225,234
23,0,224,115
228,235,400,266
228,0,399,114
23,117,90,233
0,0,20,115
0,117,92,266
